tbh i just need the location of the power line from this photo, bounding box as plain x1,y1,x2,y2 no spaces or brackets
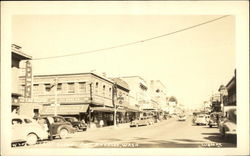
33,15,230,61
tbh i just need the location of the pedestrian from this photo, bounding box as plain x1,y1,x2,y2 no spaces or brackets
47,116,54,140
99,119,104,128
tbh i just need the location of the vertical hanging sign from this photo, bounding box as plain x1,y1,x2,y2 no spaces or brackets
24,61,32,98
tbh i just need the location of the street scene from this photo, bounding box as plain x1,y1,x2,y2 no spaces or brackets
9,13,238,150
15,116,236,148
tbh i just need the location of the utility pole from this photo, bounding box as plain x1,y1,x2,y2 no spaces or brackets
88,82,93,127
54,77,58,116
113,83,117,127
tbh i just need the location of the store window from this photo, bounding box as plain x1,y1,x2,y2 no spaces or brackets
68,83,75,93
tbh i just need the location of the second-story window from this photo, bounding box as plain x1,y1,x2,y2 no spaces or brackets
33,84,39,93
45,84,51,92
103,85,105,96
68,83,75,93
109,88,111,97
57,83,62,91
95,82,99,93
79,82,86,92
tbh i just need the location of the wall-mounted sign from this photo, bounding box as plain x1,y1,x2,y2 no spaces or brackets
24,61,32,98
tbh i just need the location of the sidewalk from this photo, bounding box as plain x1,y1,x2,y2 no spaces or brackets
87,123,130,131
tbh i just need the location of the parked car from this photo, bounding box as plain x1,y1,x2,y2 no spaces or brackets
178,115,186,121
208,112,222,128
130,117,151,127
194,114,209,125
12,114,48,146
64,117,87,131
147,117,154,125
219,108,236,138
35,116,76,139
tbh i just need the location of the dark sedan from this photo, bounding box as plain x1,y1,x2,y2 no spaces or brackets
64,117,87,131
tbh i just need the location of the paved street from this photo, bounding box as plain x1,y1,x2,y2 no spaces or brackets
18,116,236,148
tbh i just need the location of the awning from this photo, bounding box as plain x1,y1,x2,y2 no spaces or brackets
91,107,126,113
126,105,140,112
40,104,89,115
91,107,114,112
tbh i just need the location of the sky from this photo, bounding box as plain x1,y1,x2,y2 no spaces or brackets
12,15,235,109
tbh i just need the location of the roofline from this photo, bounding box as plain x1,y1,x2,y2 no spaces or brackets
32,72,114,84
226,76,236,88
119,75,147,85
150,80,167,89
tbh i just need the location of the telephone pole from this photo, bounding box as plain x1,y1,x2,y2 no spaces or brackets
54,77,58,116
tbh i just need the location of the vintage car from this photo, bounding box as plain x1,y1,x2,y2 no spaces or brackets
64,117,87,131
208,112,222,128
35,116,76,139
178,115,187,121
130,117,152,127
12,114,48,146
194,114,209,125
219,108,236,138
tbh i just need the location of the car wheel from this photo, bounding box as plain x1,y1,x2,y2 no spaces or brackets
26,133,38,146
59,128,69,139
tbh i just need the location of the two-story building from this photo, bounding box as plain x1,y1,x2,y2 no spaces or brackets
12,44,32,113
149,80,167,118
224,70,236,114
20,73,117,127
120,76,149,118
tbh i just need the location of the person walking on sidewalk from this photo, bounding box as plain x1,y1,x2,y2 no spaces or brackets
99,120,104,128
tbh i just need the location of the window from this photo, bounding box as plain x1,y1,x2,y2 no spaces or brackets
12,119,22,125
68,83,75,93
57,83,62,91
109,88,112,97
33,84,39,92
79,82,86,92
20,84,25,96
95,82,99,93
103,85,106,95
45,84,51,92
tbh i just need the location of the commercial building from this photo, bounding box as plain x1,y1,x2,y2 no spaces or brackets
119,76,149,117
149,80,167,117
224,70,236,113
11,44,32,113
20,72,133,127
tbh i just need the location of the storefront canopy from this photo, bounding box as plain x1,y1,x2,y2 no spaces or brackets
40,104,89,115
91,107,126,113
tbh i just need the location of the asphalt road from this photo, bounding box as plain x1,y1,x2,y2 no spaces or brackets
20,116,236,148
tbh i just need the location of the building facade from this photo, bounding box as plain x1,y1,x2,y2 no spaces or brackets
12,44,32,113
120,76,149,117
224,70,236,114
20,72,133,127
149,80,167,113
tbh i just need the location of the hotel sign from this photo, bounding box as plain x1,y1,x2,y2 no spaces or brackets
24,61,32,98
